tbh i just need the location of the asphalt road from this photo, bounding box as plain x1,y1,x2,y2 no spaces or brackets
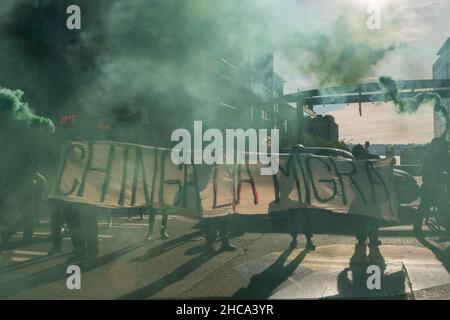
1,212,450,300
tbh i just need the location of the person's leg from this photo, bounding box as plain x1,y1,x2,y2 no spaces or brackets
204,218,217,254
49,202,63,255
85,212,99,259
303,211,316,251
289,211,299,249
2,195,28,243
65,206,85,257
219,216,235,251
147,213,156,240
160,214,169,239
368,219,385,265
354,215,368,245
21,197,34,242
368,218,381,247
414,185,433,235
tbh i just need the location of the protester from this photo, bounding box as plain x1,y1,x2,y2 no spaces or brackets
65,204,99,261
352,143,380,160
204,215,236,254
351,144,382,247
48,200,64,255
289,210,316,251
364,141,371,153
1,153,47,244
414,138,450,234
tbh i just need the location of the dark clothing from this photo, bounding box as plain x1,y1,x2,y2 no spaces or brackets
148,213,168,237
354,215,380,245
50,202,99,257
204,216,230,246
2,196,34,241
351,144,382,245
50,201,64,251
289,210,313,240
416,140,450,231
2,170,46,242
352,144,380,161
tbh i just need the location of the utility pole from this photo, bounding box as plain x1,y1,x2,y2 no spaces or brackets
296,90,305,145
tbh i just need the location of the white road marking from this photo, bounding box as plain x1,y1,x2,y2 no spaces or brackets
13,232,113,239
13,250,47,256
11,257,31,262
62,238,104,241
111,225,143,229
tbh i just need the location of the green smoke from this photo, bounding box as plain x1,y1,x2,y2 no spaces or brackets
379,76,450,137
0,87,55,133
276,8,402,88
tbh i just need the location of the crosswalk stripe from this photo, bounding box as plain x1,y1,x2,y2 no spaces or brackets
13,232,113,239
62,238,104,242
11,257,31,262
112,225,143,229
13,250,47,256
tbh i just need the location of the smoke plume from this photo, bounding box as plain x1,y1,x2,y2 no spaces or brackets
379,76,450,137
280,20,399,87
0,87,55,133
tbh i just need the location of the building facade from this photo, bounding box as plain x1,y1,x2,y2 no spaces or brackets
433,37,450,140
306,115,339,142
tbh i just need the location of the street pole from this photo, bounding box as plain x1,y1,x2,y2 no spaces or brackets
296,90,305,145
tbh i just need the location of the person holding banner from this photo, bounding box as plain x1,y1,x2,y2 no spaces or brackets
414,138,450,234
351,144,382,247
289,210,316,251
204,215,236,255
147,213,169,240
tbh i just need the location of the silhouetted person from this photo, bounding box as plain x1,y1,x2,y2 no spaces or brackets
364,141,371,153
147,213,169,240
351,144,382,247
65,204,99,261
48,200,64,255
204,215,235,254
1,153,46,244
353,144,380,160
289,210,316,251
414,137,450,234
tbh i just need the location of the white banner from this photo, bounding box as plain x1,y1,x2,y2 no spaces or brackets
49,141,399,221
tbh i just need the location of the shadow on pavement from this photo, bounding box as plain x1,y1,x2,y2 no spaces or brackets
119,250,218,300
416,235,450,274
232,248,308,299
226,210,417,239
130,231,203,263
331,245,407,299
0,236,51,251
0,240,149,299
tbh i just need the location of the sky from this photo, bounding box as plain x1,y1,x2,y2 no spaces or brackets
271,0,450,144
